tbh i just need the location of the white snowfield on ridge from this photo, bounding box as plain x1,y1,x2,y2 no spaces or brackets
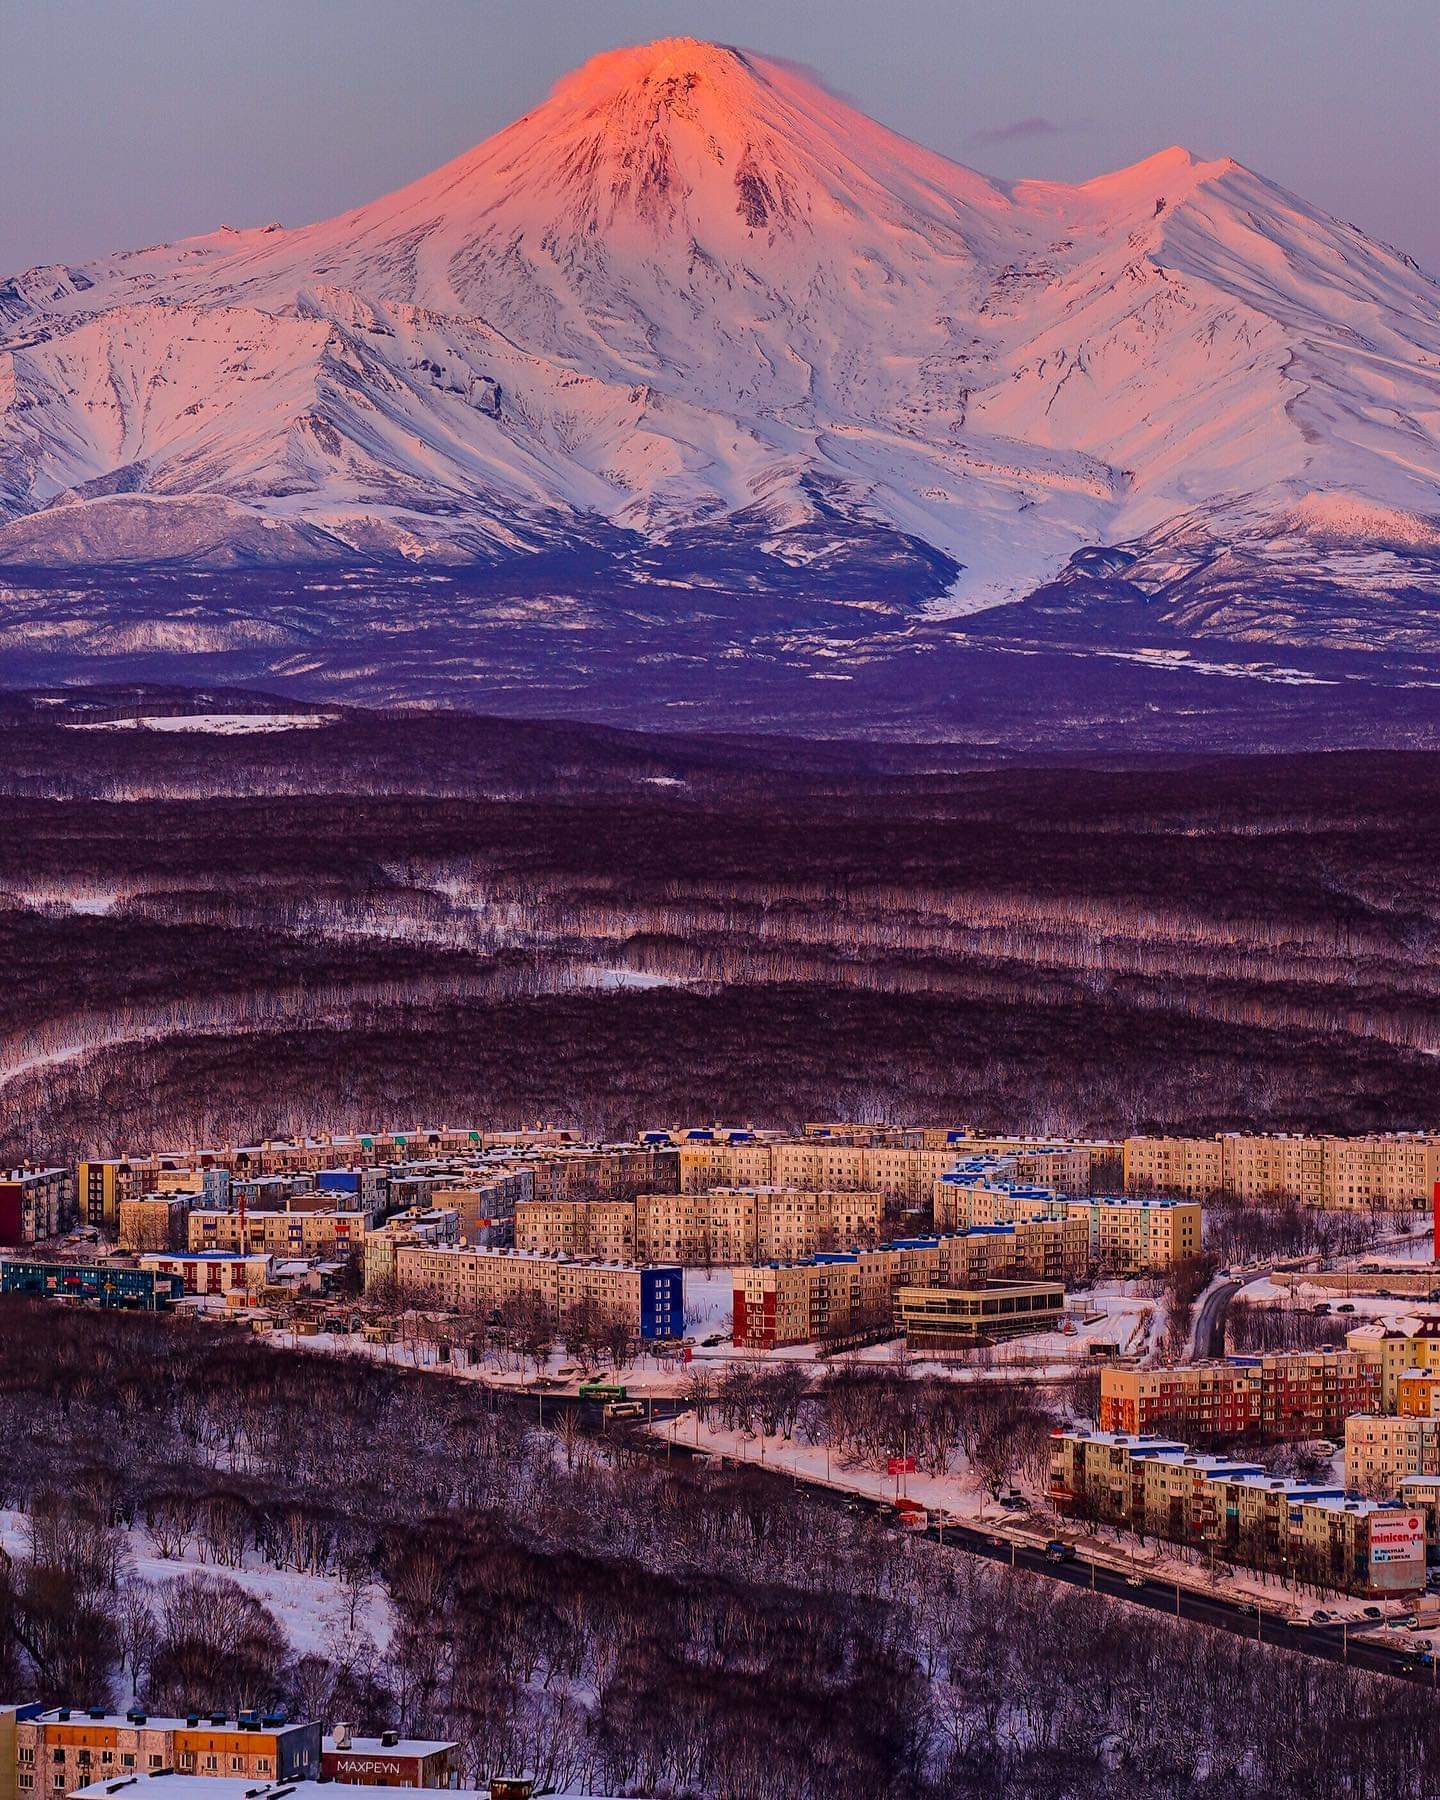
3,36,1440,610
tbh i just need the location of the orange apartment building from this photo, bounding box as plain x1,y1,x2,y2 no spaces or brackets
13,1710,319,1798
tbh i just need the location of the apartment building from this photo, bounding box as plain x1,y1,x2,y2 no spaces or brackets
1047,1430,1194,1524
1099,1349,1381,1442
933,1163,1067,1230
431,1167,533,1238
514,1187,886,1265
1121,1137,1225,1201
1219,1135,1326,1207
1076,1197,1201,1270
1122,1132,1440,1210
522,1145,680,1203
1345,1414,1440,1494
1051,1430,1429,1594
363,1209,461,1289
732,1221,1087,1348
1346,1317,1440,1407
390,1242,683,1339
679,1138,1099,1208
734,1247,903,1349
1,1706,20,1800
0,1169,70,1247
75,1161,152,1231
513,1198,638,1260
934,1168,1200,1272
13,1709,320,1796
118,1194,191,1252
1325,1136,1440,1210
1398,1372,1440,1418
188,1208,378,1258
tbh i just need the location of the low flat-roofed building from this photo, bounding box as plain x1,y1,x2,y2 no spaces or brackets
70,1769,625,1800
0,1260,183,1312
895,1280,1064,1350
138,1250,271,1297
323,1729,460,1788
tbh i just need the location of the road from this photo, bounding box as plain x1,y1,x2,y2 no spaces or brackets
620,1420,1440,1686
783,1480,1440,1683
1191,1277,1245,1358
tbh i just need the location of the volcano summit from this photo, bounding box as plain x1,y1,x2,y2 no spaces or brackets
4,39,1440,733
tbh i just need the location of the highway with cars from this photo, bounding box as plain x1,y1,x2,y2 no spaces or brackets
607,1414,1440,1685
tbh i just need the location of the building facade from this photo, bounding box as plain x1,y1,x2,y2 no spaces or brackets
14,1711,320,1797
0,1170,70,1246
321,1732,460,1788
894,1280,1065,1350
1123,1132,1440,1210
1345,1414,1440,1495
1051,1429,1429,1595
390,1243,683,1339
732,1221,1087,1349
1099,1349,1381,1442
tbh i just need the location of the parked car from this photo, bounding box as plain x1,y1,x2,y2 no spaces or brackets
1363,1605,1384,1619
1044,1540,1076,1564
1336,1303,1357,1314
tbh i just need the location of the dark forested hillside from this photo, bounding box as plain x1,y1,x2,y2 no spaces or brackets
2,690,1438,1158
4,1302,1440,1800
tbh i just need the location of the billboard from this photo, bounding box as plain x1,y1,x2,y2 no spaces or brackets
1370,1514,1424,1565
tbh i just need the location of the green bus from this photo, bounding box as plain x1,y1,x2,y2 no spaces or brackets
577,1380,627,1402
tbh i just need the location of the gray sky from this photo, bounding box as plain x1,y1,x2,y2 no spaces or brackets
4,0,1438,274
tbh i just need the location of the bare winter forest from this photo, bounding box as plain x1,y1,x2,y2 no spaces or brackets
3,689,1439,1157
5,1300,1440,1800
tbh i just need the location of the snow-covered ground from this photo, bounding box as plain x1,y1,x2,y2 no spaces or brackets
651,1419,1430,1629
64,712,337,734
260,1275,1159,1395
0,1509,393,1658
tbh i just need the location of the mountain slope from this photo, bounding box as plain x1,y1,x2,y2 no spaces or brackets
3,36,1440,641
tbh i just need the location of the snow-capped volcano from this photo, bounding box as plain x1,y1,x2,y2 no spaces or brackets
4,36,1440,624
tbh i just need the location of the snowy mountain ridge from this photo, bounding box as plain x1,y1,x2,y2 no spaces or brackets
4,36,1440,623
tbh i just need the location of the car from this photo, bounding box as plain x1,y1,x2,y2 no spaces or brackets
1044,1540,1076,1564
1126,1574,1145,1588
1363,1606,1384,1619
1402,1616,1424,1630
1336,1303,1357,1314
701,1334,725,1347
1311,1610,1333,1624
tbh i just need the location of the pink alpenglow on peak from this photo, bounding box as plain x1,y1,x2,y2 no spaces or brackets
1,35,1440,622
